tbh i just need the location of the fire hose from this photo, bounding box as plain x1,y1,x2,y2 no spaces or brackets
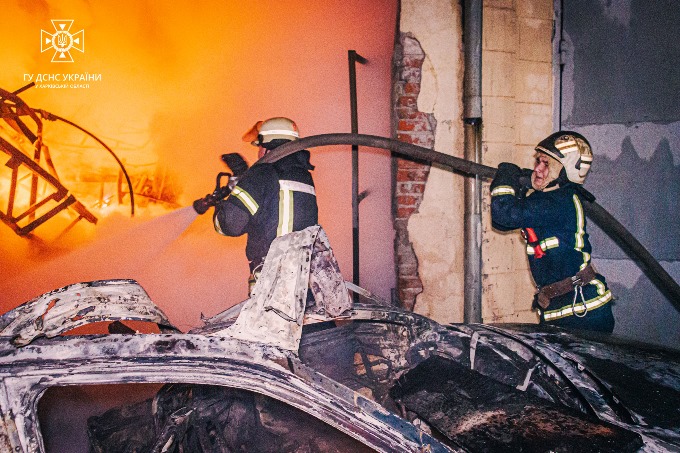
253,133,680,309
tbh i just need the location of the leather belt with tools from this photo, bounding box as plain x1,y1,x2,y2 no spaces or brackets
536,264,596,309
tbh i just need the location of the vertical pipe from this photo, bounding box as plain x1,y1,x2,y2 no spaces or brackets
554,0,565,130
348,50,367,302
463,0,484,323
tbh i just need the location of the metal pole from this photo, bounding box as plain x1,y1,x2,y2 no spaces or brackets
463,0,483,323
348,50,367,301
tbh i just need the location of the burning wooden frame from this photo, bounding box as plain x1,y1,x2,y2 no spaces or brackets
0,86,98,236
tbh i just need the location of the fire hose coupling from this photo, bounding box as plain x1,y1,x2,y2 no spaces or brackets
193,153,250,215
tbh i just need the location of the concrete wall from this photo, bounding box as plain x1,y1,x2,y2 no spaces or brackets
558,0,680,347
394,0,554,324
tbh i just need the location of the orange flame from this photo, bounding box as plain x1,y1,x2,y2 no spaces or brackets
0,0,398,327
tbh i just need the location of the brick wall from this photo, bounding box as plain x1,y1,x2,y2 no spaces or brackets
392,33,436,311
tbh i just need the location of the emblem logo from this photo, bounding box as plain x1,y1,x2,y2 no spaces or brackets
41,20,85,63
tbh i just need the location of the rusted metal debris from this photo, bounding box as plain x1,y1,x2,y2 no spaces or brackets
0,133,96,236
0,226,679,452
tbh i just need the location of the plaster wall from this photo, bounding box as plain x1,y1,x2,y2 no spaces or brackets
398,0,554,324
400,0,466,323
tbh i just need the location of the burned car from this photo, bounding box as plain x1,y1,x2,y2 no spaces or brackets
0,226,679,452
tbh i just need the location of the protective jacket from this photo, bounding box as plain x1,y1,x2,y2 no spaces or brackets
490,165,613,332
214,150,318,271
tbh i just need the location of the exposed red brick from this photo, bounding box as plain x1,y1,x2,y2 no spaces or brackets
397,182,425,195
397,249,417,263
406,134,435,148
397,119,415,132
397,195,419,206
398,119,431,133
397,158,430,170
397,206,417,218
400,289,421,298
395,170,410,182
399,276,423,289
396,108,419,119
415,111,433,122
399,67,422,83
396,168,429,183
398,286,423,311
396,133,414,143
399,287,421,296
400,284,422,292
404,82,420,94
392,32,433,311
392,83,404,96
403,56,425,68
398,263,418,276
397,96,418,108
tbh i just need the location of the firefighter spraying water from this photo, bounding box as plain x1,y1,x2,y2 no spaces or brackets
192,117,319,296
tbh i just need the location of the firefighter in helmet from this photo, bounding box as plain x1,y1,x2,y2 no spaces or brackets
213,117,318,295
490,131,614,333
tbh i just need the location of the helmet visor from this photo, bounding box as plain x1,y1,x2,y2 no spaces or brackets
242,121,263,145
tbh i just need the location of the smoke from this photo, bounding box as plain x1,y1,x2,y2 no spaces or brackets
1,0,398,326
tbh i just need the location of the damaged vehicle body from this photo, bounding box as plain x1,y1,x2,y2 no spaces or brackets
0,226,679,452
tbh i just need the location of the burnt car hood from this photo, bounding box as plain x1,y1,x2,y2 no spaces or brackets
464,323,680,449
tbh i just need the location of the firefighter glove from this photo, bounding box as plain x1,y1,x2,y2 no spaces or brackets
518,168,534,199
221,153,249,176
491,162,523,197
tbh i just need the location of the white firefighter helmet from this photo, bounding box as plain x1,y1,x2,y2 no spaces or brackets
242,117,300,147
535,131,593,185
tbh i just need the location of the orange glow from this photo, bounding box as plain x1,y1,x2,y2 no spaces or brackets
0,0,397,328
